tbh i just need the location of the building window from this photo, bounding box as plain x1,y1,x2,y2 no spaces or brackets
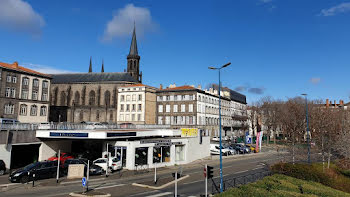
42,93,48,101
80,111,84,121
166,105,170,112
137,114,141,121
74,91,80,105
126,104,130,111
32,91,38,100
132,114,135,121
158,105,163,113
189,95,193,100
182,95,186,100
42,81,48,88
175,145,185,162
174,95,177,101
166,96,170,101
138,104,142,111
30,105,37,116
132,104,136,111
165,116,170,124
96,110,100,121
4,104,15,114
132,94,136,101
20,104,27,115
158,116,163,124
33,79,39,87
89,91,95,105
121,95,125,102
120,114,124,121
110,111,113,121
189,104,193,112
6,75,11,82
138,94,142,101
104,91,111,107
12,76,17,83
120,104,124,111
189,116,193,125
40,106,47,116
10,88,16,98
23,77,29,86
173,105,178,112
125,114,129,121
135,147,148,166
181,104,186,112
126,95,130,101
198,95,201,101
21,90,28,99
5,88,10,97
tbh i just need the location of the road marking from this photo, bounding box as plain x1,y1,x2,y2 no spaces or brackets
146,192,172,197
0,183,20,187
93,183,125,190
60,177,106,185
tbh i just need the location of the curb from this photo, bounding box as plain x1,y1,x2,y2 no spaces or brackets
132,174,190,189
69,192,111,197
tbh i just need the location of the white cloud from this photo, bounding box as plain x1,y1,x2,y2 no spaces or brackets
102,4,156,42
0,0,45,36
310,77,321,84
260,0,273,3
22,63,75,74
320,3,350,16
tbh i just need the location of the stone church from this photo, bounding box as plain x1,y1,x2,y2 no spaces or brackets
49,27,142,123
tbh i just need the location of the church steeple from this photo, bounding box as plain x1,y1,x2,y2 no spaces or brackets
89,56,92,73
101,59,104,73
127,24,141,83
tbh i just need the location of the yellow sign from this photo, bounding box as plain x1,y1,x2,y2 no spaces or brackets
181,128,198,137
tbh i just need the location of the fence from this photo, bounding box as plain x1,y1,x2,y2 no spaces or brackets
211,169,271,194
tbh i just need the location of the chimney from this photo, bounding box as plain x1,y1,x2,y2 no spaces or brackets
334,100,336,106
13,62,19,68
326,99,329,108
197,85,202,89
159,84,163,90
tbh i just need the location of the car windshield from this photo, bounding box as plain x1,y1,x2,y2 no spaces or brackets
23,162,39,170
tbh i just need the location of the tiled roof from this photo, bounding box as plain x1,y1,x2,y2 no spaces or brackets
120,83,158,90
0,61,50,78
161,85,197,91
51,72,138,84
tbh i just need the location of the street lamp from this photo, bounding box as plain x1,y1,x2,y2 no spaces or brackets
301,93,310,164
209,62,231,193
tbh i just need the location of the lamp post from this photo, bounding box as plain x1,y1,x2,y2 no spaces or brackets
209,62,231,193
301,93,310,164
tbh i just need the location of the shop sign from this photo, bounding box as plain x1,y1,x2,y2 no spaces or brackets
49,132,88,138
107,132,136,137
181,128,198,137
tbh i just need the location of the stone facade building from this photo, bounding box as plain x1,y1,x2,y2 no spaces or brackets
156,85,248,138
117,84,157,124
49,26,142,123
0,61,51,123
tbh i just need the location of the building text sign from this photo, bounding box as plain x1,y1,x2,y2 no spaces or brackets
181,128,198,137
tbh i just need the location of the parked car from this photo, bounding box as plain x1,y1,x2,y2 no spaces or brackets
62,159,88,175
210,144,231,156
0,160,6,175
223,144,237,155
85,122,107,130
89,164,104,175
93,157,122,172
245,144,256,153
48,152,74,165
231,143,250,154
119,123,134,129
9,161,58,183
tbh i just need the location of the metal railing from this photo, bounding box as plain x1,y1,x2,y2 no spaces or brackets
211,169,271,194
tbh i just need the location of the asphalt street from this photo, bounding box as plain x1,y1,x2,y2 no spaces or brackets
0,151,287,197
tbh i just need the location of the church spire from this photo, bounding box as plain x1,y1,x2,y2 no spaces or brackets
128,24,138,56
89,56,92,73
101,59,104,73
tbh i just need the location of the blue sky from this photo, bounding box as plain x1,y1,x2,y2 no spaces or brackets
1,0,350,104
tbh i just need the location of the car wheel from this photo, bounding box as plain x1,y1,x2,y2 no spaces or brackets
20,176,29,183
0,170,4,175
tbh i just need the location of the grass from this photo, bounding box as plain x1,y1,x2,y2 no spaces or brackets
216,174,350,197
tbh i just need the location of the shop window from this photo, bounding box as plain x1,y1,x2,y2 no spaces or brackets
175,145,185,162
153,146,171,163
135,147,148,166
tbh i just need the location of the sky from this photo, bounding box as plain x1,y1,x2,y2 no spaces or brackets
0,0,350,104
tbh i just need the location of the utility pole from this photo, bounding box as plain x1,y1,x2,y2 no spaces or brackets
56,149,60,183
302,93,310,164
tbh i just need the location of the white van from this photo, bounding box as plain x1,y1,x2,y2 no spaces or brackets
210,144,231,156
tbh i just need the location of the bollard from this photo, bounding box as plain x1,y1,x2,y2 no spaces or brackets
32,173,35,187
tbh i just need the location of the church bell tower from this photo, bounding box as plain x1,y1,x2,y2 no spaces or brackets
127,25,142,83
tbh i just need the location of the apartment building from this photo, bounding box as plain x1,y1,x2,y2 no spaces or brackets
0,61,51,123
117,84,157,124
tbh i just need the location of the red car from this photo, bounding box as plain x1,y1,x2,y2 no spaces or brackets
48,152,74,165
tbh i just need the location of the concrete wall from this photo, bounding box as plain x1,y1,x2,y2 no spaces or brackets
38,140,72,161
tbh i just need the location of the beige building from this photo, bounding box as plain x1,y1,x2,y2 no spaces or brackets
117,84,157,124
0,61,51,123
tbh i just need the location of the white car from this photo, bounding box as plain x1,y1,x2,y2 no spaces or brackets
38,122,51,130
93,157,122,172
85,122,107,130
210,144,231,156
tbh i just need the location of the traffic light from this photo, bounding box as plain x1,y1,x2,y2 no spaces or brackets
207,165,214,179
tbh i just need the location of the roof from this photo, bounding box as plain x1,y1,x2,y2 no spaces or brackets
119,83,158,90
0,62,51,78
210,84,247,104
128,26,138,56
160,85,197,91
51,72,139,84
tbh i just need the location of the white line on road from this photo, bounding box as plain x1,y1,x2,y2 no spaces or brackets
60,177,106,185
93,183,125,190
146,192,172,197
0,183,20,187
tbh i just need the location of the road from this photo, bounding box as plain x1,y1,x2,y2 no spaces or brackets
0,151,287,197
